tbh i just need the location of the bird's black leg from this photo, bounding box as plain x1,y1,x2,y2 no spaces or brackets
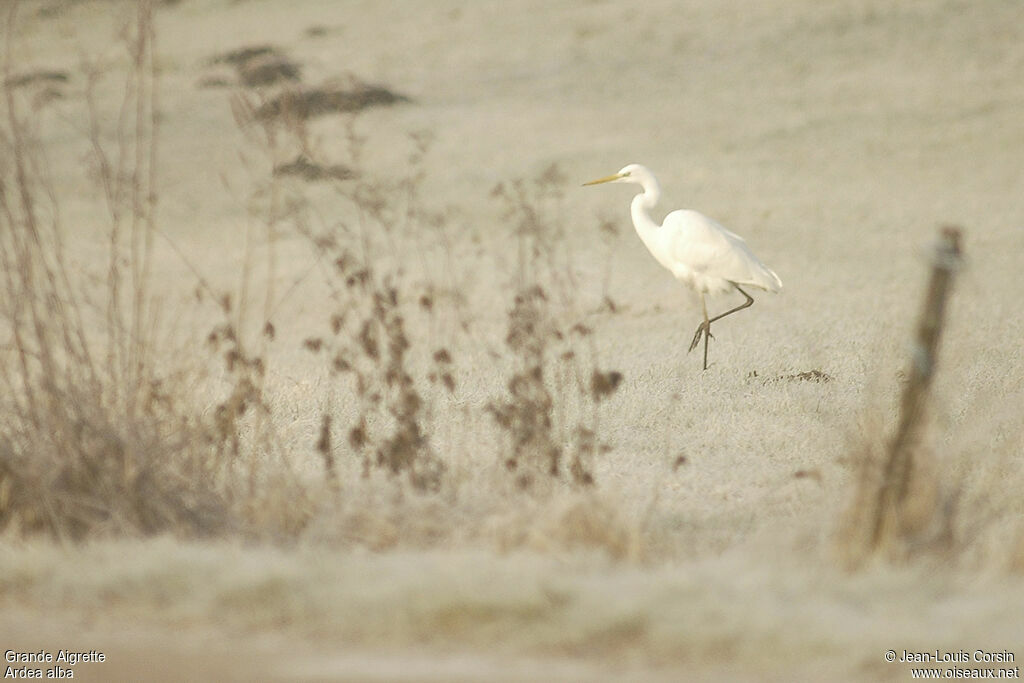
688,294,709,353
707,284,755,326
702,314,710,371
687,285,755,370
687,294,715,370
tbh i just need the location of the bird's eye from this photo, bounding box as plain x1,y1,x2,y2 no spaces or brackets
622,171,631,177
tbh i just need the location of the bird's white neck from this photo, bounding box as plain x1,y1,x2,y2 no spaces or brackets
630,178,662,246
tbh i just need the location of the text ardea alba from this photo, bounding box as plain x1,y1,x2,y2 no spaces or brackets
584,164,781,370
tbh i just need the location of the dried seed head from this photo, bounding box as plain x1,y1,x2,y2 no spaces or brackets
346,269,370,288
793,469,822,483
590,370,623,399
316,413,332,454
570,455,594,486
538,162,566,187
348,422,367,450
332,354,351,373
358,320,379,359
547,446,561,476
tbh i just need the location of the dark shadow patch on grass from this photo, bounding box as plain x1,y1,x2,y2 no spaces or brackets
209,45,281,67
205,45,302,88
749,369,834,385
255,83,410,121
305,25,335,38
273,155,354,182
238,56,301,87
4,70,69,89
198,75,234,89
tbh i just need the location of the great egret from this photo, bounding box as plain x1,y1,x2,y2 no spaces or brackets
583,163,781,370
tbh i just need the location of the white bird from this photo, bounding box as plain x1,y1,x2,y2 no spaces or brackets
583,163,781,370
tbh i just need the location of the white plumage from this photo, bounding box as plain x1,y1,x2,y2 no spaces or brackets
584,163,781,370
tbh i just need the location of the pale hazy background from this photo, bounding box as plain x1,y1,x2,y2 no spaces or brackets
2,1,1023,680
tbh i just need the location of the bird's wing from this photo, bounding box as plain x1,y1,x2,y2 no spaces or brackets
664,210,782,292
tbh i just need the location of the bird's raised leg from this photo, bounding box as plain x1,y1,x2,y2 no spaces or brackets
688,285,755,370
707,284,754,326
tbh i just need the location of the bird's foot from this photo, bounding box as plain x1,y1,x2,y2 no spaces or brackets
688,322,714,352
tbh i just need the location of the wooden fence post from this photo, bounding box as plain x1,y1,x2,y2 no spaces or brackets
870,226,963,550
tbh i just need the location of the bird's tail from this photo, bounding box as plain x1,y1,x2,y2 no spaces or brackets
751,264,783,293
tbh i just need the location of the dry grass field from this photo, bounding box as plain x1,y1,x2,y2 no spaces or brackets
2,1,1023,680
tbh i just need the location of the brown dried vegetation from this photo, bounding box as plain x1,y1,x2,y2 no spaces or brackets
487,172,622,491
255,81,410,122
0,3,240,540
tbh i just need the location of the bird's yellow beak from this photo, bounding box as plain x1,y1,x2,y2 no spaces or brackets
582,173,623,186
